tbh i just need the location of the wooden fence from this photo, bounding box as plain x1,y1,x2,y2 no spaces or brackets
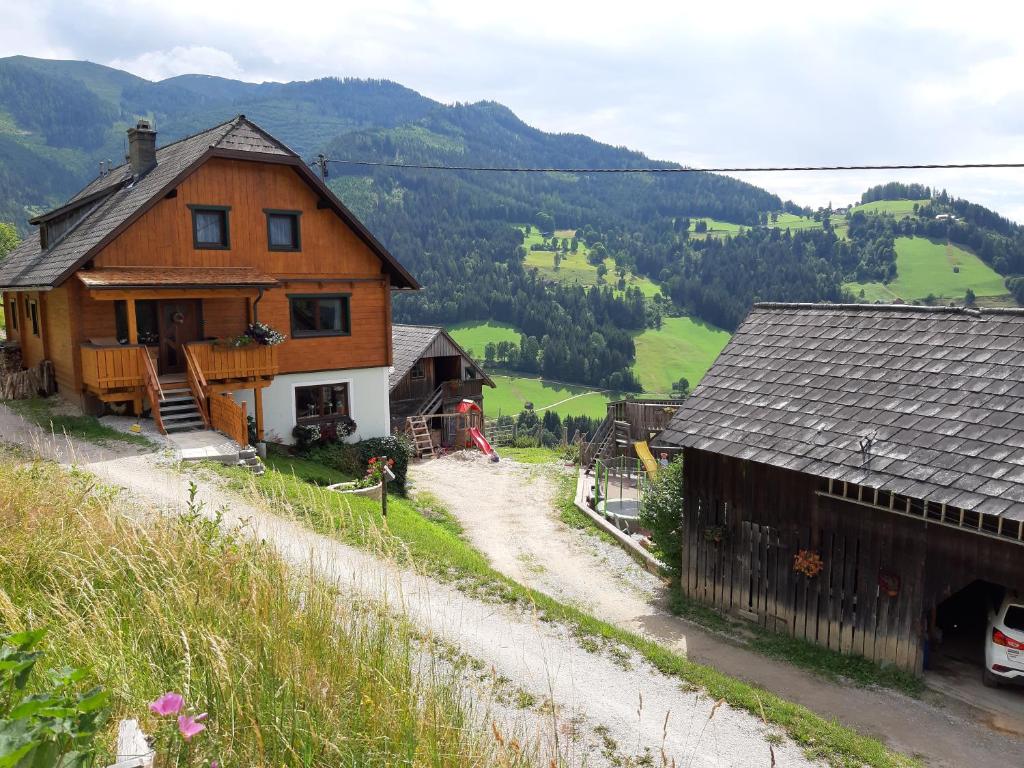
186,341,278,381
210,395,249,448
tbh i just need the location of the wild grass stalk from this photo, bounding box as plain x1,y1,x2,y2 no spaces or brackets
0,454,530,767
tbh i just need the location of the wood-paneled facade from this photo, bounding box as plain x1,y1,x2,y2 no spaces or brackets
681,448,1023,674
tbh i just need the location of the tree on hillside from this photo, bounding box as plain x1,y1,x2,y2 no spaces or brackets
484,342,497,366
570,236,579,252
694,220,708,233
535,211,555,235
965,288,977,306
587,241,607,266
671,377,691,397
0,223,18,259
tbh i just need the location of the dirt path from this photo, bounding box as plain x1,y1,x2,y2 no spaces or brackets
0,407,819,768
410,453,1024,767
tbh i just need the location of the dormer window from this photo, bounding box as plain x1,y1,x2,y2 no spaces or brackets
265,210,301,251
189,205,230,249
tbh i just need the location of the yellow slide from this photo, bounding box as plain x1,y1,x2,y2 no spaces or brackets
634,440,659,479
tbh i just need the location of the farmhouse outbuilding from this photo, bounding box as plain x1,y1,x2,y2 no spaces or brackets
655,302,1024,674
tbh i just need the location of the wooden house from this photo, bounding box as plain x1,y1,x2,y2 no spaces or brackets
655,303,1024,674
0,116,418,446
389,324,494,446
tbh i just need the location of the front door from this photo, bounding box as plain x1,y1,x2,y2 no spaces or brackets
157,300,201,375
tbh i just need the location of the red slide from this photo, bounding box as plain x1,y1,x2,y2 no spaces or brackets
457,400,499,462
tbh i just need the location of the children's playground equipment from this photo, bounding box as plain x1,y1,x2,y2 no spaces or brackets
456,400,499,461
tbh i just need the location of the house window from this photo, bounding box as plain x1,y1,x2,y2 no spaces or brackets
289,294,351,338
7,299,16,331
27,299,39,336
295,383,350,424
410,361,425,380
265,210,301,251
189,205,230,249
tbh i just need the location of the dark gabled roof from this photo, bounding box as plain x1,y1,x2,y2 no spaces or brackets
0,116,419,291
657,303,1024,522
390,324,495,391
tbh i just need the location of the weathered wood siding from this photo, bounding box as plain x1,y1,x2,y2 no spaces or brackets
91,157,393,373
42,285,80,401
1,291,21,344
682,448,937,673
18,292,46,370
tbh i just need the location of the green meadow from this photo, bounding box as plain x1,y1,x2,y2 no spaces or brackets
849,199,928,218
632,316,731,394
520,227,661,297
688,213,848,239
846,236,1010,303
486,374,613,420
447,320,520,358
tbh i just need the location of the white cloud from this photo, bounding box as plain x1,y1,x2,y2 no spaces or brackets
108,45,243,81
2,0,1024,219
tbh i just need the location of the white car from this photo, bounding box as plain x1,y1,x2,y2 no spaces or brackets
984,592,1024,687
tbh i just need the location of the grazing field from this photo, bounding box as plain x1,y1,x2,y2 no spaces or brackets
521,227,661,297
849,199,929,218
447,320,521,358
688,213,847,239
846,236,1011,303
631,316,731,394
687,218,745,238
485,374,613,420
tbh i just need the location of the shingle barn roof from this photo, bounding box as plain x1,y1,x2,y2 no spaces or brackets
0,115,419,290
656,303,1024,522
390,324,495,391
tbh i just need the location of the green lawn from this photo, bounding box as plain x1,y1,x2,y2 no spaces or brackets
447,320,521,359
849,199,928,218
5,397,154,447
846,236,1011,303
486,374,613,419
632,316,731,394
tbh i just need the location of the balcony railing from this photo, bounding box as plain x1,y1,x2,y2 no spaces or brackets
184,341,278,382
81,344,147,392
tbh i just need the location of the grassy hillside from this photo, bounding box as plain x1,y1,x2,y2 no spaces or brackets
520,227,661,297
850,199,928,218
688,213,847,239
632,316,731,394
486,374,613,419
0,455,514,767
447,320,521,357
846,236,1010,303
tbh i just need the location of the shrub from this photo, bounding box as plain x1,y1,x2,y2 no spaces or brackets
306,440,363,478
357,435,413,494
292,424,321,453
638,458,684,577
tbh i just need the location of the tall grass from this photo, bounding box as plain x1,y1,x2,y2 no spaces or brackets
0,455,528,767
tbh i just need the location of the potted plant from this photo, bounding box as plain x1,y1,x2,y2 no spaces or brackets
793,549,824,578
327,456,394,502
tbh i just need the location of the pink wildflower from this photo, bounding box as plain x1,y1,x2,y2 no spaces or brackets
177,712,208,741
148,692,184,716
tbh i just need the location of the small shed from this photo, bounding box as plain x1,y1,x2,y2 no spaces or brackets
655,303,1024,674
389,324,494,441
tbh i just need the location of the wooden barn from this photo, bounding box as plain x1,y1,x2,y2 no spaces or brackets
655,303,1024,674
389,324,494,449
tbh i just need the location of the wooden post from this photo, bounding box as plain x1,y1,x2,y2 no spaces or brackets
246,296,255,325
254,386,264,442
126,298,138,344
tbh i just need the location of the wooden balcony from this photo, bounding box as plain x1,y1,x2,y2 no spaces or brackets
184,341,278,388
81,344,147,396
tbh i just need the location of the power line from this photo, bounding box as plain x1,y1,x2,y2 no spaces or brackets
312,158,1024,176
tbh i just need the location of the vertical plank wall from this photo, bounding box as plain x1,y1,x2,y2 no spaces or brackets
681,448,928,673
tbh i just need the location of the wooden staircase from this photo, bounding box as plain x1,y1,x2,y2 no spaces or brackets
158,382,207,434
407,415,435,458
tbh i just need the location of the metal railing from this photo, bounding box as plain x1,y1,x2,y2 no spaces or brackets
593,455,650,531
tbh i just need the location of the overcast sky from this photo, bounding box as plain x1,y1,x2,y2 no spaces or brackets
6,0,1024,219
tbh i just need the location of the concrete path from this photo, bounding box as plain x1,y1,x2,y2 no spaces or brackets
410,452,1024,767
0,406,820,768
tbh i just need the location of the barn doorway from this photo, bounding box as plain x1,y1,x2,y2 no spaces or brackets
929,579,1004,671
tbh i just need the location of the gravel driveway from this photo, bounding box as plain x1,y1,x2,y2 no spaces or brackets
410,451,1024,767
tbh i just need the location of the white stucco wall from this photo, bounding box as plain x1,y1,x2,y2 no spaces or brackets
232,366,391,445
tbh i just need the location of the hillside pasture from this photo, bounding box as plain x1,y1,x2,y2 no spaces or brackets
850,199,929,218
447,320,521,359
486,374,613,420
520,226,661,297
846,236,1011,304
631,316,731,395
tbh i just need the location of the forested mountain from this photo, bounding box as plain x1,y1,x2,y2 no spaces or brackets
1,57,1022,389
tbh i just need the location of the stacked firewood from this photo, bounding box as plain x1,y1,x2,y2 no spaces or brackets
0,360,54,400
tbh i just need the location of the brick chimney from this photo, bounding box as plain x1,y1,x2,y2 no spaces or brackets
127,119,157,176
